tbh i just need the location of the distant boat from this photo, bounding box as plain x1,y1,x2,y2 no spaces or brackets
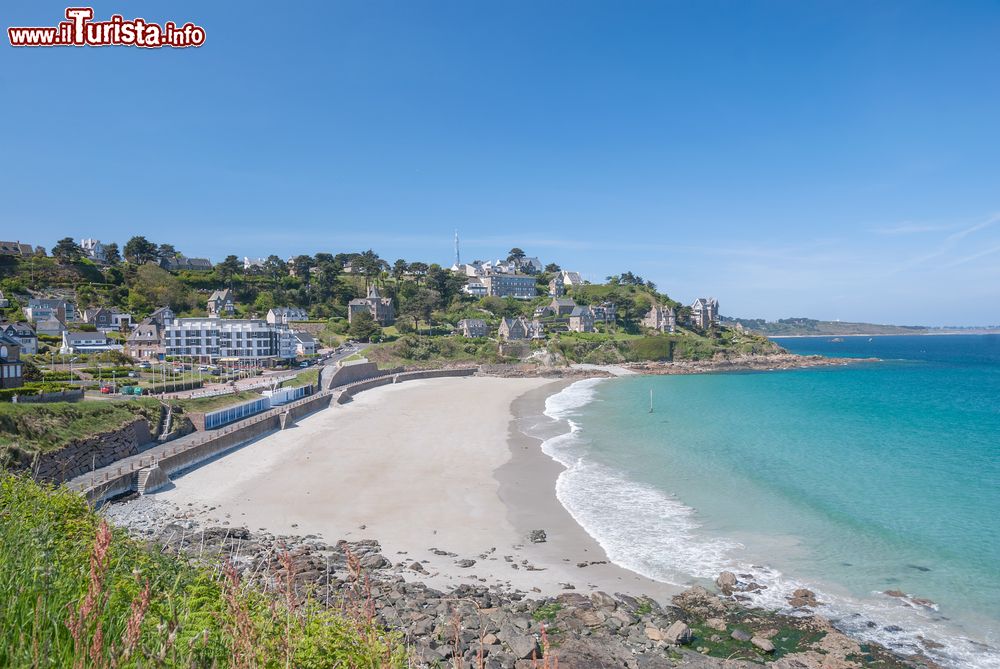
831,337,844,343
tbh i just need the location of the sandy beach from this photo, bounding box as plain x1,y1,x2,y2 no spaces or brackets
136,376,678,600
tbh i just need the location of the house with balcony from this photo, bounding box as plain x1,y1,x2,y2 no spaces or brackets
164,318,296,363
60,331,122,355
690,298,719,329
25,298,76,324
80,307,133,332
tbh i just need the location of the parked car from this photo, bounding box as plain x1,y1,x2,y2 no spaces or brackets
138,362,152,369
100,386,112,394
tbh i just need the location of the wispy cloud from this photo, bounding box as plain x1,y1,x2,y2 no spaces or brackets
872,222,956,236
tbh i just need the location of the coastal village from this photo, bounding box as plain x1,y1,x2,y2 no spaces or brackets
0,234,734,394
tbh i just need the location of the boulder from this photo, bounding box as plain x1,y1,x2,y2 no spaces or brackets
715,571,738,593
663,620,692,645
705,618,727,631
751,636,775,653
527,529,547,543
730,628,752,642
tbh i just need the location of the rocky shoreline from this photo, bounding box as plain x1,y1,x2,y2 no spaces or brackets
104,498,936,669
470,353,877,380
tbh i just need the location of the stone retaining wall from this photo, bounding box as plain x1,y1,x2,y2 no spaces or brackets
12,389,85,404
325,362,404,389
30,418,152,484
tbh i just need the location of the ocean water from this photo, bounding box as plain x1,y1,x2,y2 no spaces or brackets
533,335,1000,668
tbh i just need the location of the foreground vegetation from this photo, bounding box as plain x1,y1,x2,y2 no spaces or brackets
0,474,405,668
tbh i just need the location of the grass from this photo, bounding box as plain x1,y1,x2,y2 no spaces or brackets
172,391,262,414
0,473,406,668
281,368,319,389
0,400,162,459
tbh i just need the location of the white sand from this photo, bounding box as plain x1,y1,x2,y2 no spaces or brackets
148,376,678,599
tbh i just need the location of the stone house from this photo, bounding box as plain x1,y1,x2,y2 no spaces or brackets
568,306,596,333
690,298,719,329
642,305,677,333
126,321,165,360
348,286,395,325
0,335,24,389
592,302,617,324
0,241,34,257
207,289,235,317
457,318,489,338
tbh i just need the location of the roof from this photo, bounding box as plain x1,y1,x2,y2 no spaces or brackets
569,306,593,317
293,332,316,343
551,298,576,306
458,318,487,326
28,298,69,307
208,289,233,302
64,331,109,342
1,322,36,335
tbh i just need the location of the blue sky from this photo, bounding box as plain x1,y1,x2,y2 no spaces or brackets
3,1,999,326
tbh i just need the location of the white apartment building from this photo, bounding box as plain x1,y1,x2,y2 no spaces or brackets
164,318,297,363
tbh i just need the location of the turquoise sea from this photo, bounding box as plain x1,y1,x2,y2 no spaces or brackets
533,335,1000,668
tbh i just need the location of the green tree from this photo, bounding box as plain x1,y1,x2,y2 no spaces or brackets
507,248,526,263
51,238,81,264
348,310,381,341
544,263,561,273
157,243,178,262
123,236,158,264
217,255,242,286
400,287,440,333
103,242,121,265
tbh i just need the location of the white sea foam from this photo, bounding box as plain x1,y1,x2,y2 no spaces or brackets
534,379,1000,669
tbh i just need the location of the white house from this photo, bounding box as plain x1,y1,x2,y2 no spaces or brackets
60,331,122,354
267,307,309,325
294,331,317,356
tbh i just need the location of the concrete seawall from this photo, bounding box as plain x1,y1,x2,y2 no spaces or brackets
81,367,476,504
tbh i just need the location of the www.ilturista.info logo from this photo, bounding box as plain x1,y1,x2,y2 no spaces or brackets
8,7,205,48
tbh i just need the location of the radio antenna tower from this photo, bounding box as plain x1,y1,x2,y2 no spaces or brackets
454,229,461,266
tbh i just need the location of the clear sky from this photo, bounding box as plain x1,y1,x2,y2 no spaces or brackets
3,1,999,326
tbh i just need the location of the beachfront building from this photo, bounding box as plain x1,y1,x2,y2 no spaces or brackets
0,322,37,355
266,307,309,325
348,286,395,325
207,289,236,317
568,306,596,333
0,335,24,389
60,331,121,355
457,318,489,338
25,298,76,324
642,305,677,333
163,318,296,363
690,298,719,329
481,274,537,300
